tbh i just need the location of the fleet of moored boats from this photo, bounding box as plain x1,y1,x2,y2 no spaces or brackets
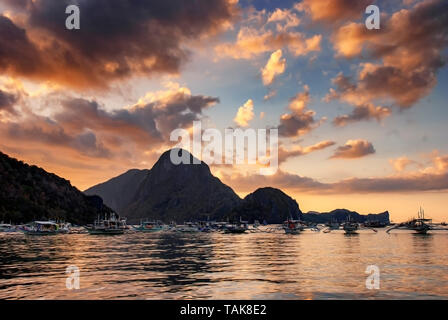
1,208,447,236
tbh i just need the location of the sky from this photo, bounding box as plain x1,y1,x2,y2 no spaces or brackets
0,0,447,221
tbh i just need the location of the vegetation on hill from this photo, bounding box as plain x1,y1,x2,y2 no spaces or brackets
0,151,113,224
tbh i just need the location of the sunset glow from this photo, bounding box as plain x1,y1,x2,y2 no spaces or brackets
1,0,447,222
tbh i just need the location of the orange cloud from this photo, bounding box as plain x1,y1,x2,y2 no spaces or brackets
278,140,336,164
328,0,448,116
261,49,286,86
295,0,372,23
267,8,301,31
233,99,254,127
215,27,321,59
390,156,414,172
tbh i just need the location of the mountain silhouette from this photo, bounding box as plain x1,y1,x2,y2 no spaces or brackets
0,151,113,224
0,148,390,225
86,149,242,223
234,187,303,223
86,148,389,224
85,168,150,214
303,209,390,224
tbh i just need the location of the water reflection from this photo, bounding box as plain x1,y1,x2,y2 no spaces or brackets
0,230,447,299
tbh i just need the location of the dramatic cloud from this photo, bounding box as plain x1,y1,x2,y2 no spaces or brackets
0,84,219,160
331,139,375,159
261,49,286,86
329,0,448,116
233,99,254,127
0,0,238,88
278,140,336,164
278,86,324,138
295,0,372,23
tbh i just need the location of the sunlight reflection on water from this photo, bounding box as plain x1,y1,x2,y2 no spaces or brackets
1,229,447,299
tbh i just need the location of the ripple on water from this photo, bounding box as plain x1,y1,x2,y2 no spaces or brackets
0,231,448,299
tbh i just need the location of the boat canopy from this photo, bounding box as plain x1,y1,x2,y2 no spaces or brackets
34,221,58,225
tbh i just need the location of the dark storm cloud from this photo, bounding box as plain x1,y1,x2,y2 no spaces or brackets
0,0,238,88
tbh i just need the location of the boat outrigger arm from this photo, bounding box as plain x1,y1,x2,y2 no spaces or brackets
386,207,448,234
386,221,448,234
323,227,378,233
322,224,377,233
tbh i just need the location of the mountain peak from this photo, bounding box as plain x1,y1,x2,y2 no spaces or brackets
152,148,208,170
237,187,303,223
86,148,240,222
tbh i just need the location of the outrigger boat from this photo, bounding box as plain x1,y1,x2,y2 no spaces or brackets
283,219,305,234
323,216,377,234
197,221,213,232
325,219,340,230
85,213,127,235
133,220,164,232
0,223,16,233
58,222,71,234
224,218,248,234
386,207,448,234
176,222,200,233
21,221,63,235
363,220,388,228
342,220,359,234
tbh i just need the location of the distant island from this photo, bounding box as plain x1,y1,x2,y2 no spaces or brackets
1,149,389,225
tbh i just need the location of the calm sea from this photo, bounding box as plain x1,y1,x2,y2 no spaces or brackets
1,228,447,299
